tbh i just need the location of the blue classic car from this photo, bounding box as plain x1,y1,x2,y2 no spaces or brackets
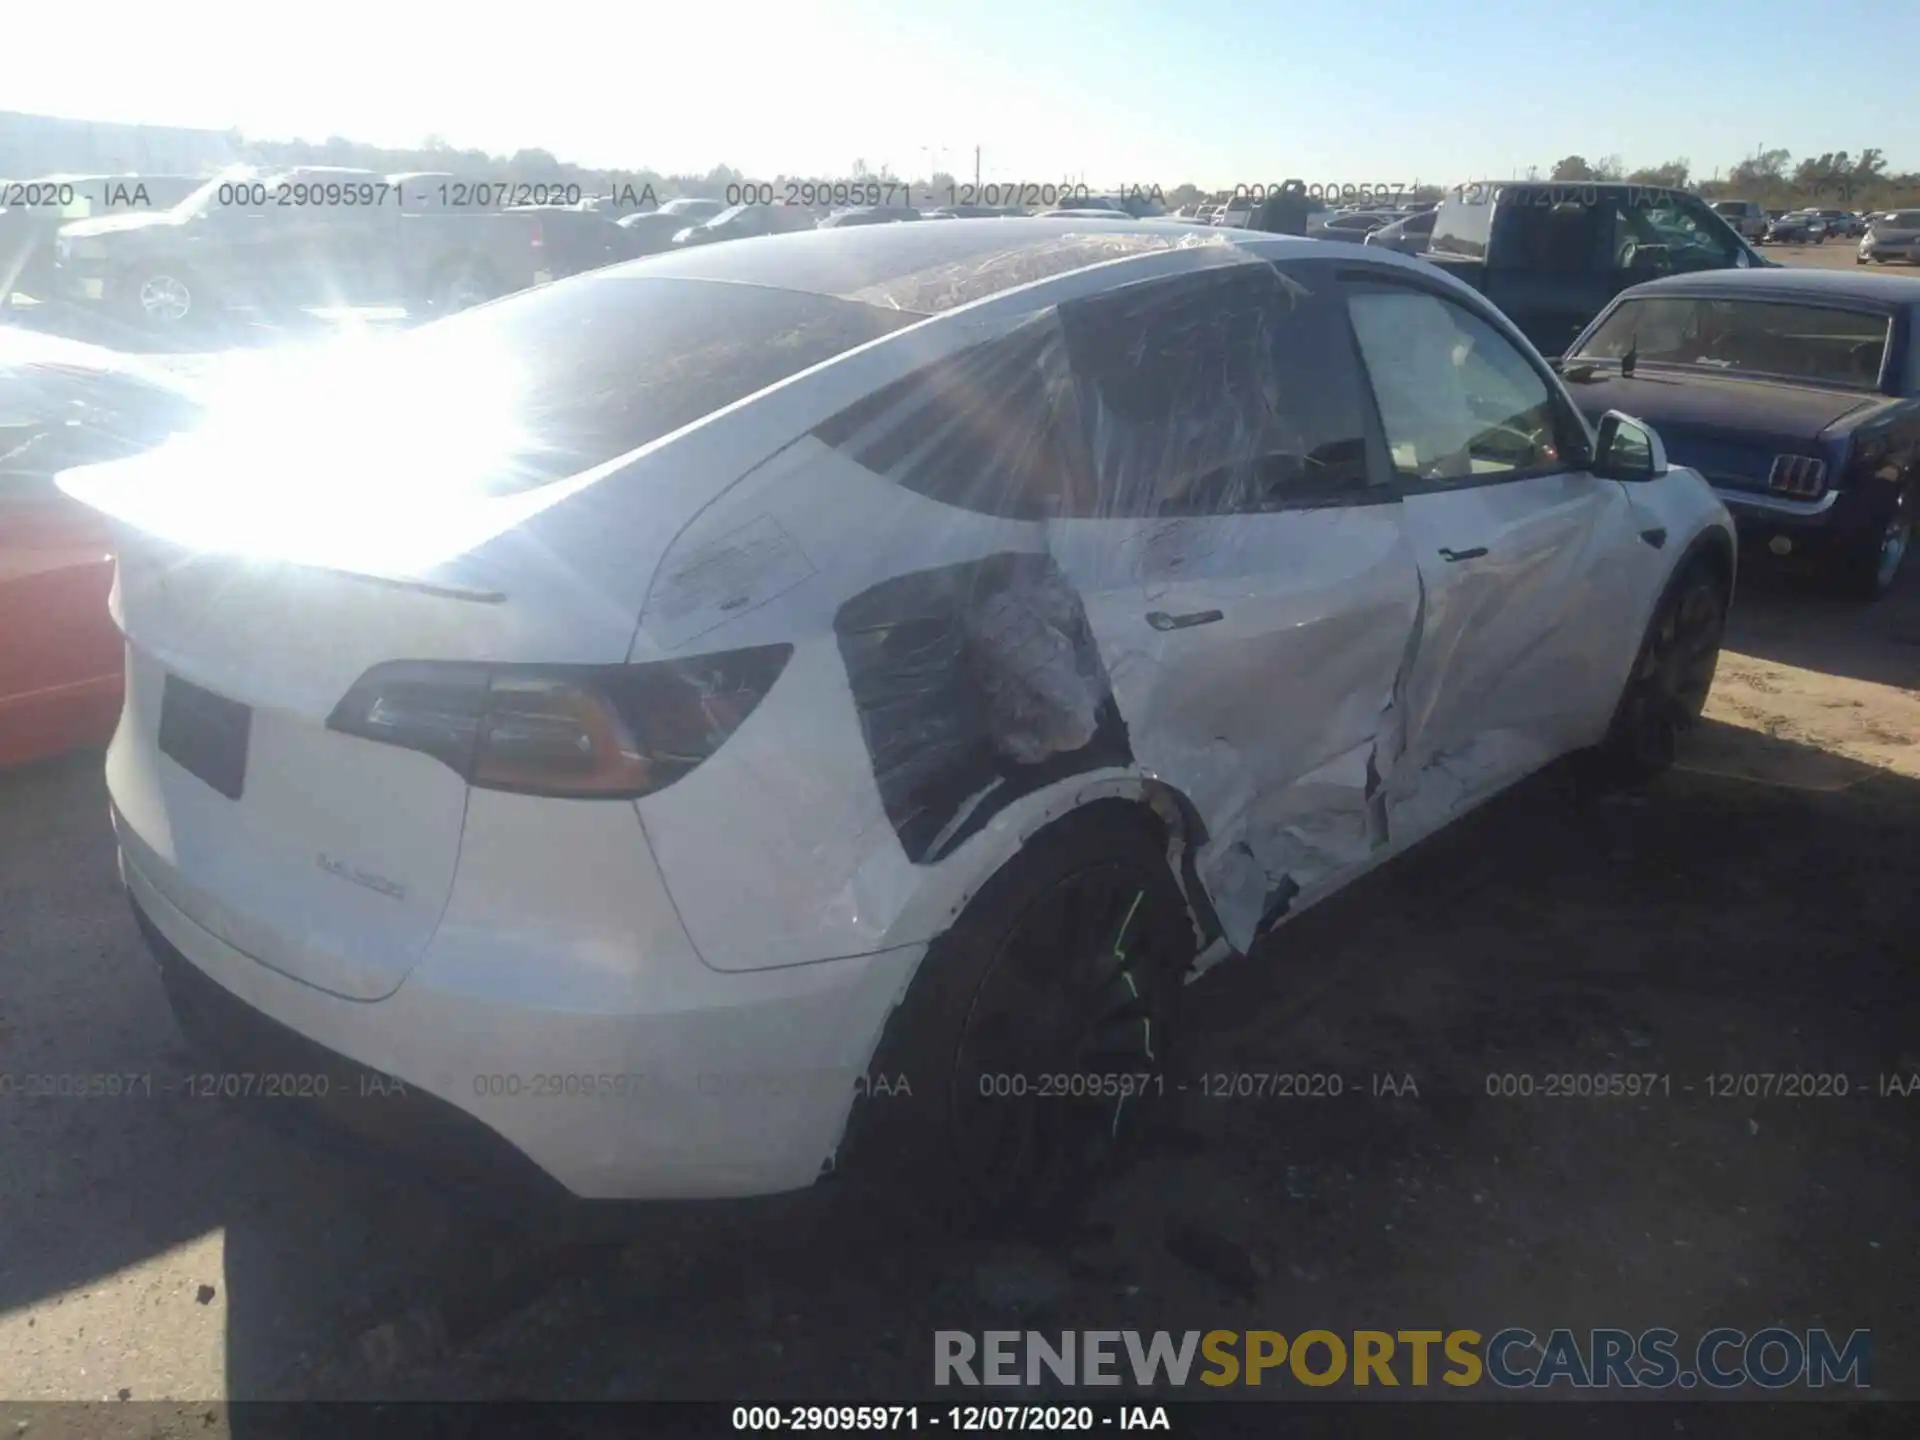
1559,268,1918,599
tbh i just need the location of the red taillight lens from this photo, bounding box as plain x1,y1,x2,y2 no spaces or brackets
1768,454,1828,498
326,646,792,798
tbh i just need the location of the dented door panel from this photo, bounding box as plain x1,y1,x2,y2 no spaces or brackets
1387,472,1641,843
1049,507,1421,951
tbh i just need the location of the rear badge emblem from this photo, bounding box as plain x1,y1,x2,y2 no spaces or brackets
317,853,408,901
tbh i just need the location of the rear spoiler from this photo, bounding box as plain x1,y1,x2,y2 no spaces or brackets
304,565,506,604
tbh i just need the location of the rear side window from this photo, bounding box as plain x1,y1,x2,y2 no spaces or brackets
1491,196,1603,274
815,262,1382,520
811,316,1094,521
1060,264,1380,516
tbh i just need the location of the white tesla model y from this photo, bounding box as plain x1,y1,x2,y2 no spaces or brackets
62,219,1734,1223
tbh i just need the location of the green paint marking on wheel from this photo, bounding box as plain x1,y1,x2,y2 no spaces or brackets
1113,888,1146,959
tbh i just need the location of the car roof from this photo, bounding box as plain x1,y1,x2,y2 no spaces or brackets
594,217,1432,313
1621,267,1920,309
1457,181,1663,196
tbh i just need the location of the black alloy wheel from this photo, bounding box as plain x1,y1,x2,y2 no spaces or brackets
1593,561,1727,784
843,805,1193,1236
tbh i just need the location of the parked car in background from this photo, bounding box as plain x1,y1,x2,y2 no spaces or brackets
1711,199,1769,242
1,330,204,767
62,219,1732,1221
1364,209,1437,255
1764,211,1827,244
618,210,693,255
1195,204,1219,222
3,173,206,305
504,204,634,278
1860,210,1920,265
817,206,921,228
1561,268,1918,599
54,165,552,329
1813,209,1865,238
1213,195,1256,227
1309,210,1400,242
1424,181,1763,358
921,204,1018,220
656,197,726,223
672,203,818,246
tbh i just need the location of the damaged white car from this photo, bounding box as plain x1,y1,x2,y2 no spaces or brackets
63,218,1734,1224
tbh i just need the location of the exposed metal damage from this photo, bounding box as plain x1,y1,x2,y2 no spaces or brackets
834,552,1134,865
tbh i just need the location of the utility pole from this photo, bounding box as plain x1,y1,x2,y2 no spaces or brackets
974,145,981,189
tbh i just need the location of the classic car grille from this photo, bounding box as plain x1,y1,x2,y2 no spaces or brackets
1767,453,1829,498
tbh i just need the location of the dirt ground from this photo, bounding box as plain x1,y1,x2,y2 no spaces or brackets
2,245,1917,1414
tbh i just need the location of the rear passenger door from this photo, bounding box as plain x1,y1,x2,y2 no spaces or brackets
1045,261,1424,948
1341,271,1645,843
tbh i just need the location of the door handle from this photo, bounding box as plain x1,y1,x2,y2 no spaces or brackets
1146,609,1224,631
1438,546,1489,563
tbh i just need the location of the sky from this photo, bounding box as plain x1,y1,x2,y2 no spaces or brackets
9,0,1916,188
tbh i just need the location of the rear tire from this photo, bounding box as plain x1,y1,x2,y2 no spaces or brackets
839,803,1196,1236
1584,558,1727,788
1825,481,1913,602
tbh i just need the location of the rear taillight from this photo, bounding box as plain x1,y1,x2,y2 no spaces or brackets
326,647,792,798
1768,453,1828,498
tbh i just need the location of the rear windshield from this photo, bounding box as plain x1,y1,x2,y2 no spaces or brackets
208,277,928,497
1569,297,1890,389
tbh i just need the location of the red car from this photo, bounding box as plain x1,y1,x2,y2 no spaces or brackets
1,330,202,767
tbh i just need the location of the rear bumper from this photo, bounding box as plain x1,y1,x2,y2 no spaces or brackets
120,823,924,1200
1714,484,1884,557
134,894,570,1203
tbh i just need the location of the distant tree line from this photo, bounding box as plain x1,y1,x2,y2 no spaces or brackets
233,132,1920,214
1542,149,1920,210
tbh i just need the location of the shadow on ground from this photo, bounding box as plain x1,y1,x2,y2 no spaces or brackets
1724,555,1920,694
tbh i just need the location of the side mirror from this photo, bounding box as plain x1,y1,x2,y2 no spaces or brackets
1593,411,1669,482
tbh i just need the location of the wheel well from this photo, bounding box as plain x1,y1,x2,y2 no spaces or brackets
1014,787,1225,953
1682,527,1735,604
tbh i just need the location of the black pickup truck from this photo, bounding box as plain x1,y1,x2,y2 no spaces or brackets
1420,181,1767,359
51,166,554,331
2,174,204,307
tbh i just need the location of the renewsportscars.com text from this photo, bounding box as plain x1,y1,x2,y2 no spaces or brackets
934,1328,1872,1390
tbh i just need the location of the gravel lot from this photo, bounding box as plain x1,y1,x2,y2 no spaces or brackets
3,249,1917,1408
